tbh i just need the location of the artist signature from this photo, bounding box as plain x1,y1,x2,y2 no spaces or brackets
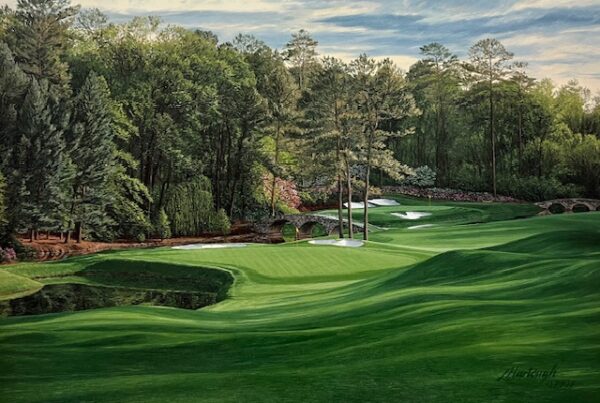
497,365,575,389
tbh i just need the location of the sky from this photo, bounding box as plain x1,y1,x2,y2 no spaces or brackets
2,0,600,92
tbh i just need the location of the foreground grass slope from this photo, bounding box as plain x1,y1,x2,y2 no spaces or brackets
0,206,599,402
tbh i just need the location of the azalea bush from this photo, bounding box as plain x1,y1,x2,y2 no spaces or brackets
0,247,17,263
262,175,302,212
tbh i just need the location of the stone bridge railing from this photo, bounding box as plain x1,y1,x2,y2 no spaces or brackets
535,198,600,214
255,214,362,240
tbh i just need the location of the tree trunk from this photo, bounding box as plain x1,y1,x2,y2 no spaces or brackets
158,168,171,211
489,71,497,197
335,135,345,238
363,167,370,241
270,123,281,218
229,124,249,217
518,102,523,174
435,101,443,185
75,222,82,243
337,173,345,238
29,229,34,243
64,231,71,244
240,171,248,218
345,156,353,239
363,133,373,241
436,95,449,187
537,120,545,178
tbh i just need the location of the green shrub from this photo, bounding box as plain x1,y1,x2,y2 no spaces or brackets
164,177,229,237
153,208,171,240
497,176,580,202
277,202,300,215
402,166,436,188
211,208,231,235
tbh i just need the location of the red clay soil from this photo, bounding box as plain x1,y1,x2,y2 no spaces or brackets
16,223,272,262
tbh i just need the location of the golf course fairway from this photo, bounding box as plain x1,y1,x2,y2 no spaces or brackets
1,200,599,402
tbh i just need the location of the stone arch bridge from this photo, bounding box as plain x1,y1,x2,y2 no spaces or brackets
255,214,362,241
536,198,600,214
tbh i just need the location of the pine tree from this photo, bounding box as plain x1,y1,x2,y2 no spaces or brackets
18,78,71,239
9,0,79,93
0,42,29,163
303,57,354,238
418,43,460,187
351,56,417,240
467,38,514,197
0,44,28,232
105,102,152,242
67,73,115,242
284,29,318,91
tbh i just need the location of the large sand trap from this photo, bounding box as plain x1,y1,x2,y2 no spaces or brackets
407,224,435,230
392,212,432,220
309,239,364,248
369,198,400,206
173,243,248,250
344,202,376,209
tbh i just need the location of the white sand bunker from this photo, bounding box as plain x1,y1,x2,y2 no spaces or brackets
309,239,364,248
344,202,375,209
407,224,435,230
173,243,248,250
369,198,400,206
392,212,432,220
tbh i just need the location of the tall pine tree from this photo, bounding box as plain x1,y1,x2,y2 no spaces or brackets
67,73,115,242
467,38,514,196
9,0,79,93
0,43,28,171
18,78,71,239
0,43,28,234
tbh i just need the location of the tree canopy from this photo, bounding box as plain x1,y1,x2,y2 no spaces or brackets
0,1,598,243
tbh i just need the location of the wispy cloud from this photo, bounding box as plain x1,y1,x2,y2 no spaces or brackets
1,0,599,90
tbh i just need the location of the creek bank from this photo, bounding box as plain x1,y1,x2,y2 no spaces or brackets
0,283,220,316
1,260,234,317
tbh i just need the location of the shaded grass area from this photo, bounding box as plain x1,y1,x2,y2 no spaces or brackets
0,260,233,316
0,204,598,402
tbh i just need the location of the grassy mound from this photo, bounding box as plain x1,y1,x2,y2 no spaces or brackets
486,230,600,257
0,271,42,300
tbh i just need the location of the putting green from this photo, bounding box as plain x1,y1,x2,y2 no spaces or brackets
0,201,598,402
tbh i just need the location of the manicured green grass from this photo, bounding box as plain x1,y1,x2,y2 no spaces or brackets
320,195,540,230
0,201,598,402
0,271,42,299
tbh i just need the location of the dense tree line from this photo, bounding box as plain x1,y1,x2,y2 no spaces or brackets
0,0,598,243
399,42,600,200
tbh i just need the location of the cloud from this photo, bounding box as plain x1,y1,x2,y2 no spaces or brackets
84,0,285,13
319,5,600,40
1,0,598,91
